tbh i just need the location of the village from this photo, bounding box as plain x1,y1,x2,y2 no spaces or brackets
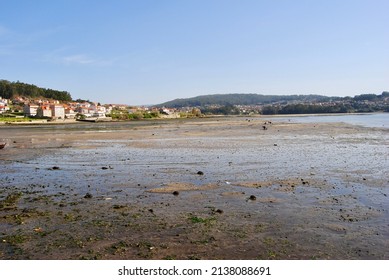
0,96,188,122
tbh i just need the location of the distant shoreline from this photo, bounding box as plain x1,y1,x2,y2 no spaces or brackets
1,111,387,126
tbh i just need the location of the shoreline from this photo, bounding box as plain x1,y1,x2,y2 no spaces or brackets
1,111,387,126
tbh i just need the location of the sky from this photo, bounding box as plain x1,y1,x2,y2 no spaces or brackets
1,0,388,105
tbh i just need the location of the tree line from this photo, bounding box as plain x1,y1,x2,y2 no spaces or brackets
0,80,72,101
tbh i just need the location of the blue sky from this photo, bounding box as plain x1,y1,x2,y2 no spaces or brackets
1,0,388,105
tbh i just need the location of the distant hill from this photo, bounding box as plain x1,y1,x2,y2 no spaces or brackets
0,79,72,101
157,93,337,108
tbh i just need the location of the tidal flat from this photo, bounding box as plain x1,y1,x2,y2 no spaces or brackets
0,117,388,259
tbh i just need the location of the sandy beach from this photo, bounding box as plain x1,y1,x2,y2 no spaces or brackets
0,117,388,259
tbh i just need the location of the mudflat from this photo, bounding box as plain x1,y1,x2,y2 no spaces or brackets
0,117,388,259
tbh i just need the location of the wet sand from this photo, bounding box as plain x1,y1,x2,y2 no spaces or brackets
0,117,388,259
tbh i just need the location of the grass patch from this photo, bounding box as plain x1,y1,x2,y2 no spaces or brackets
0,116,41,122
188,215,216,225
4,232,29,245
163,255,176,260
110,241,130,255
0,192,22,209
135,240,155,259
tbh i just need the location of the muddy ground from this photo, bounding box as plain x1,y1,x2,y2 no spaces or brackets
0,117,388,259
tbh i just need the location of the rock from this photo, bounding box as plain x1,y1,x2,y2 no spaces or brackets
84,193,93,199
101,167,108,170
52,166,60,170
249,195,256,201
33,227,43,233
197,171,204,175
215,209,224,214
172,191,179,196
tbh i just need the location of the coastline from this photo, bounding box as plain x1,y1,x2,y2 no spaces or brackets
1,111,387,125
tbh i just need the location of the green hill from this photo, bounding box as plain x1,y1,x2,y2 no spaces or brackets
157,93,336,108
0,80,72,101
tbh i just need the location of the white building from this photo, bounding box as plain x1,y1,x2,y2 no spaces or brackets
36,105,52,118
64,106,76,119
24,104,39,116
0,97,9,113
50,104,65,119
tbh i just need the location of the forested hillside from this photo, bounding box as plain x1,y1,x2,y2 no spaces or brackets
159,92,389,114
0,80,72,101
158,93,336,108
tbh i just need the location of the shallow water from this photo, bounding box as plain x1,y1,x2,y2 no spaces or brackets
261,113,389,128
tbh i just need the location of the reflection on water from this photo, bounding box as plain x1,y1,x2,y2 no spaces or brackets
263,113,388,128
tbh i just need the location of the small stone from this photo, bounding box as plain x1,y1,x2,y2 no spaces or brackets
84,193,93,199
33,227,43,233
52,166,60,170
172,191,179,196
101,167,108,170
197,171,204,175
215,209,224,214
249,195,256,201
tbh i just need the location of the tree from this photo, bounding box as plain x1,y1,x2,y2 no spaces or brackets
0,80,72,101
